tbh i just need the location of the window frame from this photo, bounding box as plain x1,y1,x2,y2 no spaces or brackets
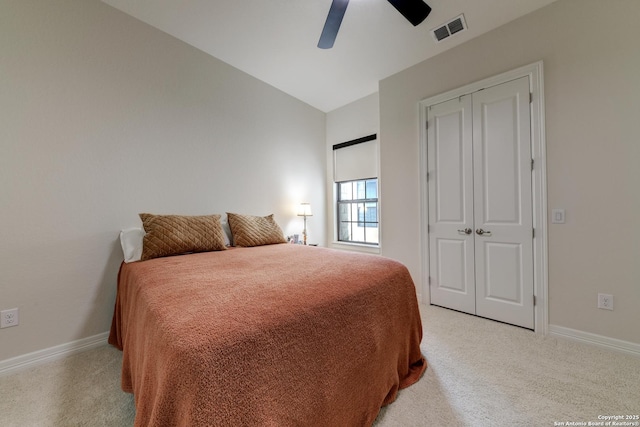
336,178,379,246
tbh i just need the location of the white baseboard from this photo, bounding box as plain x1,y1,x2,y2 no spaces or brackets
0,331,109,377
548,324,640,358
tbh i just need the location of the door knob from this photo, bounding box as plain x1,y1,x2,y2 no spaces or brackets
457,228,472,235
476,228,492,236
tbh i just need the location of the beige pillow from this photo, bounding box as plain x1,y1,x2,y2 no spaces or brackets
226,213,286,247
140,213,227,261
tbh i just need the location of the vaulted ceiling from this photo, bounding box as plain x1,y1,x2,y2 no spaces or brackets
102,0,556,112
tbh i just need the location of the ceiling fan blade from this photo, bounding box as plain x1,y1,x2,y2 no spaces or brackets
318,0,350,49
386,0,431,26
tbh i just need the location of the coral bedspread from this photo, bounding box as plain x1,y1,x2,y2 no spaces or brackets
109,244,426,426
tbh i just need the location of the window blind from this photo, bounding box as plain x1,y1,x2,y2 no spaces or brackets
333,134,378,183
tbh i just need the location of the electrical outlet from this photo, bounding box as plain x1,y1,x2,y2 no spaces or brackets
1,308,19,328
597,294,613,311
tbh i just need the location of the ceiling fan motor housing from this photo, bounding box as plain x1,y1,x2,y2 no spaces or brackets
387,0,432,26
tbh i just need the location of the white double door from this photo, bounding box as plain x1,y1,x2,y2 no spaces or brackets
427,76,534,329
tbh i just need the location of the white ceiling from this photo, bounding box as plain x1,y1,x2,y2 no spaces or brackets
101,0,556,112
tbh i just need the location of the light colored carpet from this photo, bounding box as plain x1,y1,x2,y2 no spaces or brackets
1,304,638,426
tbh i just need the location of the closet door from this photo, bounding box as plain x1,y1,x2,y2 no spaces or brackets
427,95,475,315
473,76,534,329
427,76,535,330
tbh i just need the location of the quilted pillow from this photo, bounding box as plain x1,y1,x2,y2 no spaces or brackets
226,213,286,247
140,213,227,261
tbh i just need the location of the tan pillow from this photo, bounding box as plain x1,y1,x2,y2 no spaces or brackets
226,213,286,247
139,213,227,261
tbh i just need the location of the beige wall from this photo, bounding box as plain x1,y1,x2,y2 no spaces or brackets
379,0,640,344
0,0,326,361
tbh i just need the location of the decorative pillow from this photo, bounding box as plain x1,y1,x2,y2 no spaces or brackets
139,213,227,261
226,213,286,247
119,227,145,263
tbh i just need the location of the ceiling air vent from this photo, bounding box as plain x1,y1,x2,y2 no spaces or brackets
431,14,467,43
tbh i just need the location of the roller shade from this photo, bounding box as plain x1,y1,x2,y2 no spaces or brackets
333,134,378,182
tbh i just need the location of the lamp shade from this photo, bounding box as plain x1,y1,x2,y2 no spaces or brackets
297,203,312,217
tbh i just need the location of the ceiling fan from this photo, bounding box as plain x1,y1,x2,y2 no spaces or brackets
318,0,432,49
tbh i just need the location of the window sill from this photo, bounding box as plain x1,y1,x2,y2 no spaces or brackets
330,241,381,255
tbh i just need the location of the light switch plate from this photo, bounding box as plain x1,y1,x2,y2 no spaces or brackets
551,209,565,224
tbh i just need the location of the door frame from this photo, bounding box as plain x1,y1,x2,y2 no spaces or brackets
419,61,548,335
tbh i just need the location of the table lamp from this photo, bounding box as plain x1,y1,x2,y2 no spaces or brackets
297,203,312,245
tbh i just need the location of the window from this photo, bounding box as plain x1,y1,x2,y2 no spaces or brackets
333,134,379,246
337,178,379,245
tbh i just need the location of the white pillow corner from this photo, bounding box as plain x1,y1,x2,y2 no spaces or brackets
119,227,145,263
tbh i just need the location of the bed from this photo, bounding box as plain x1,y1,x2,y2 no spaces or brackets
109,242,426,426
